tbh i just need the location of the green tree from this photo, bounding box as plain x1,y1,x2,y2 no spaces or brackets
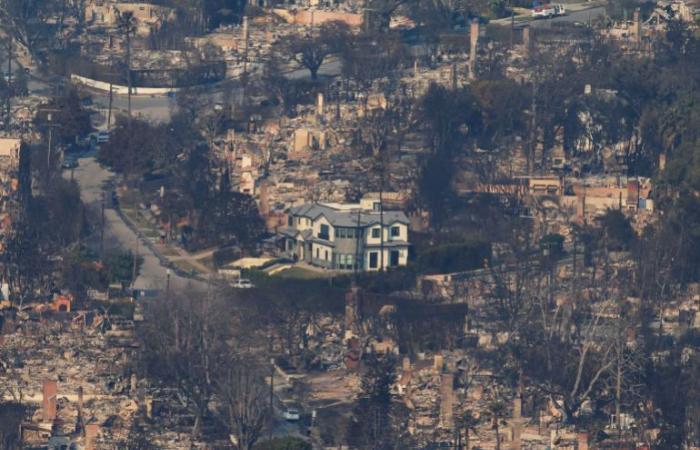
35,88,92,145
459,410,480,450
599,209,635,251
347,354,412,449
255,437,311,450
418,83,481,229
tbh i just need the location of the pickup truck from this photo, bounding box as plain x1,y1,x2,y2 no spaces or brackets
532,3,565,18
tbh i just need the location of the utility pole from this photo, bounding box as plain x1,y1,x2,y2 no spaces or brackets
100,192,106,260
243,16,249,78
269,357,274,443
132,238,139,288
103,56,119,131
47,113,53,171
529,77,537,175
354,208,361,277
5,37,12,131
39,107,61,176
379,164,385,272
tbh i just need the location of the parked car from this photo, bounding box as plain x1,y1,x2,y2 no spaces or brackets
282,408,300,421
232,278,254,289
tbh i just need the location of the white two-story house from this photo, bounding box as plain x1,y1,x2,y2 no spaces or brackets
280,200,410,271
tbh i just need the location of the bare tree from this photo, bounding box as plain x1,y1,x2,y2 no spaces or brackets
117,10,137,121
139,286,234,438
285,21,350,80
214,356,269,450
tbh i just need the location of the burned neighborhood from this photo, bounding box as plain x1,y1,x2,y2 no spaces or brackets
1,0,700,449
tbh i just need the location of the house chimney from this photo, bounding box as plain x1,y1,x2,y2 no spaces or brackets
317,92,324,117
439,372,454,429
433,354,444,373
469,20,480,79
145,396,154,419
627,180,640,209
633,8,641,44
511,397,523,450
75,386,85,435
42,380,57,421
577,432,589,450
130,373,138,397
522,26,531,53
259,179,270,217
78,385,84,415
85,423,100,450
344,284,362,334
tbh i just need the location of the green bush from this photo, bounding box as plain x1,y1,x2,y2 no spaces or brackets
416,239,491,274
540,233,565,256
255,436,311,450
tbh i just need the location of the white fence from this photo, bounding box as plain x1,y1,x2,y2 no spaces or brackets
70,74,180,96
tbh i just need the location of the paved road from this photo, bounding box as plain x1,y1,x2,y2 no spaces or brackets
529,5,606,27
68,157,201,291
91,93,177,124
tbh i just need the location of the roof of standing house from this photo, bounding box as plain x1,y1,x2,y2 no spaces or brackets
288,203,410,228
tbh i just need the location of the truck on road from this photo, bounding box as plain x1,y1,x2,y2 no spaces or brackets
532,3,565,18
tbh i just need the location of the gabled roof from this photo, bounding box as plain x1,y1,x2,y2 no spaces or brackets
288,203,409,228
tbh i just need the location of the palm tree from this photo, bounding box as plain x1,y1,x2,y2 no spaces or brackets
117,10,137,121
459,410,480,450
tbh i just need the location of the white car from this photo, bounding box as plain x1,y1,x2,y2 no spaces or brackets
282,408,300,421
232,278,254,289
532,3,565,18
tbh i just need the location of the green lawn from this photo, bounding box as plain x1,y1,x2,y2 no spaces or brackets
274,266,335,280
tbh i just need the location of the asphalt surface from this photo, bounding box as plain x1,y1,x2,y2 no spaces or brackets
68,157,200,291
529,5,606,27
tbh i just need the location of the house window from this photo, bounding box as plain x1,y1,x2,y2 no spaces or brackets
369,252,378,269
373,201,381,211
319,224,330,240
336,228,356,239
391,226,400,238
316,248,319,259
371,227,381,239
325,250,329,261
390,250,400,267
337,254,355,270
288,216,293,226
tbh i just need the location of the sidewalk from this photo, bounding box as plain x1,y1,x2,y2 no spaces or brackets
116,203,213,279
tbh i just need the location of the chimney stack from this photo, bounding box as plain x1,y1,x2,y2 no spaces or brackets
522,26,531,53
469,21,480,79
577,432,589,450
633,8,641,44
510,397,523,450
317,92,324,118
85,423,101,450
439,373,454,429
42,380,57,421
